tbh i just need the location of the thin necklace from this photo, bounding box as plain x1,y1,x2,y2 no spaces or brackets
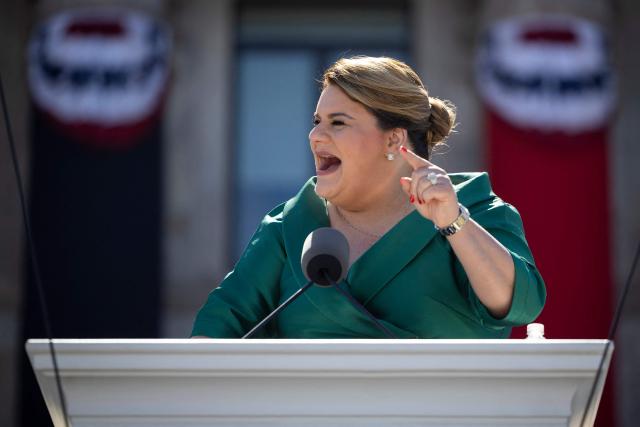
334,205,383,239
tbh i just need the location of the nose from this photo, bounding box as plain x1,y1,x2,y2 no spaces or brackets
308,125,319,142
309,123,327,144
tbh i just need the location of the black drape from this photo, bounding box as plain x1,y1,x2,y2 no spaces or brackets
17,110,163,426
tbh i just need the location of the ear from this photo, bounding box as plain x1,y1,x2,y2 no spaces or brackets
387,128,407,150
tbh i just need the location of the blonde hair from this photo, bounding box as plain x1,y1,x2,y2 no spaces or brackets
322,56,456,159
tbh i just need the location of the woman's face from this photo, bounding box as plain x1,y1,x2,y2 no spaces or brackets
309,84,403,209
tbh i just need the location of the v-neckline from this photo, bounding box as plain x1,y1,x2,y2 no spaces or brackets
344,208,420,278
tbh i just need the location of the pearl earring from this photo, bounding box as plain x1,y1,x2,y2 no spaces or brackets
385,153,395,161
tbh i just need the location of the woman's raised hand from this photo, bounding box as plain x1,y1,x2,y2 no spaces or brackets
399,145,460,228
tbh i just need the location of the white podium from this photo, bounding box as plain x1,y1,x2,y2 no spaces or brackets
26,339,612,427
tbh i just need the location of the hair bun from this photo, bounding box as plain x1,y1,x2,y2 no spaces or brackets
426,96,456,146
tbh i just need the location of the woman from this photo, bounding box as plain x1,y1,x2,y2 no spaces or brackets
192,56,545,338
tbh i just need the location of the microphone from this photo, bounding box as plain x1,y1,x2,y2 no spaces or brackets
242,227,348,338
301,226,349,285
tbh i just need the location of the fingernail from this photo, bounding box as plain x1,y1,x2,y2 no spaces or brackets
400,145,408,153
419,199,424,205
409,195,415,203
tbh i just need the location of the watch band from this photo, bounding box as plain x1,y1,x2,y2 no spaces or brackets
435,203,470,236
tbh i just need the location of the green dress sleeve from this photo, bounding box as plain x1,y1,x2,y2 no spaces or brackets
454,199,547,328
191,204,286,337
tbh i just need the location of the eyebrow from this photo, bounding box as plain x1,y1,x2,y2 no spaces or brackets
314,112,355,120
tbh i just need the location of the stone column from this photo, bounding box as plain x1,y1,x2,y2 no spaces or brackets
162,0,234,337
410,0,483,173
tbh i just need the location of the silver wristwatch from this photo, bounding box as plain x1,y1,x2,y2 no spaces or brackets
435,203,470,236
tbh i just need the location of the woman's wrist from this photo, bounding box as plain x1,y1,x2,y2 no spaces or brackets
435,203,470,236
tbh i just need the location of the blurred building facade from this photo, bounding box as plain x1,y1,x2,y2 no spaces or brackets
1,1,638,426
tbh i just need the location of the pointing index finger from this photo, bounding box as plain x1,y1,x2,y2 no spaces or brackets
399,145,432,170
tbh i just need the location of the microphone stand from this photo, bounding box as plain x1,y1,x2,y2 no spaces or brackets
243,281,314,338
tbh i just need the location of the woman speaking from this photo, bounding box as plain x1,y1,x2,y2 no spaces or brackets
192,56,546,339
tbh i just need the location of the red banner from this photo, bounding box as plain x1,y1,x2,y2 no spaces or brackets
477,15,616,425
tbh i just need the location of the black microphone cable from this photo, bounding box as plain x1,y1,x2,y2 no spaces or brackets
579,239,640,427
0,72,70,427
322,270,397,338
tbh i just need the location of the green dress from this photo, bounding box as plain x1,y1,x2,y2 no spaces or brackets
192,172,546,338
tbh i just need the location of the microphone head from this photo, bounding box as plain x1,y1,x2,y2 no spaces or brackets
301,227,350,287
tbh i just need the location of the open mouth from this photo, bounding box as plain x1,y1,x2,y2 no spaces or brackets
316,153,342,175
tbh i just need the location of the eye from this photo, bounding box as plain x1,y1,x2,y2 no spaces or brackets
311,118,346,127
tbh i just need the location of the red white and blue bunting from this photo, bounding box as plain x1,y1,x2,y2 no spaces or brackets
28,8,171,147
476,15,615,133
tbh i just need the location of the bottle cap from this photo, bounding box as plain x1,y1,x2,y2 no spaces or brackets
526,323,545,339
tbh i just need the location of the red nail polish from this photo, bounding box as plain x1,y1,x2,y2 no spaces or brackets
409,195,415,203
400,145,408,153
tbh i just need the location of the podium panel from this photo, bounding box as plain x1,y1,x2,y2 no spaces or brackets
26,339,612,426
